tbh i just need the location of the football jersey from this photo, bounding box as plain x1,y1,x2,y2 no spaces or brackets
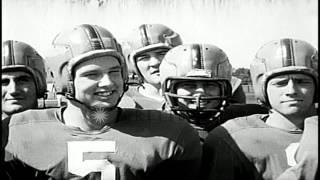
220,104,269,122
3,107,201,180
162,103,269,142
277,116,318,180
201,114,303,180
121,86,165,110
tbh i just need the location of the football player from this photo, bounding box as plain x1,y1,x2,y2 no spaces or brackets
160,43,268,141
2,24,201,180
201,38,318,180
2,40,47,119
1,40,48,174
120,24,182,109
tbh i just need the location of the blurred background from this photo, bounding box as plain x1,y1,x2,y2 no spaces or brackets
2,0,318,103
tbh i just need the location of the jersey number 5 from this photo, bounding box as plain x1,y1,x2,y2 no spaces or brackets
68,141,116,180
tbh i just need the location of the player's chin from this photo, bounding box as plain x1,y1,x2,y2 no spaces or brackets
92,99,119,108
149,75,161,84
4,105,25,115
206,101,221,109
279,107,301,115
95,94,120,103
187,104,198,110
92,102,116,109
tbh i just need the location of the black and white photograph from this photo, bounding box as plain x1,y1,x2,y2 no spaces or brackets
2,0,318,179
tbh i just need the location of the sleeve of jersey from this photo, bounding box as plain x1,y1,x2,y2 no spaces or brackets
200,126,263,180
2,115,39,179
147,116,202,180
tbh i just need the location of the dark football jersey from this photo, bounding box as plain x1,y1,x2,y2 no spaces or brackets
162,103,269,142
220,104,269,123
201,114,303,180
3,108,201,180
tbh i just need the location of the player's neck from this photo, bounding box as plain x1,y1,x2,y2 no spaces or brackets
63,100,119,131
139,83,163,102
266,108,316,131
285,105,317,130
266,110,300,131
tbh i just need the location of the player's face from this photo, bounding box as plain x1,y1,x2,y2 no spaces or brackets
175,80,221,110
136,48,168,86
2,71,37,115
73,56,124,109
267,74,315,118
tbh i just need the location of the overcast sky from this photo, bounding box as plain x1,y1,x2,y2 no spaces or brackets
2,0,318,68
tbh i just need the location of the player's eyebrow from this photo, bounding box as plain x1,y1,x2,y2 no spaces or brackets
153,48,169,53
270,77,288,81
16,75,33,80
108,65,121,71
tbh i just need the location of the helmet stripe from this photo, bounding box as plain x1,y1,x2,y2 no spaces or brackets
8,40,15,65
81,24,104,50
199,44,205,69
280,38,295,67
139,24,150,46
191,44,202,69
92,25,106,49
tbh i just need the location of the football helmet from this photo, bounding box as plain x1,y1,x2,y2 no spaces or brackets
51,24,128,98
2,40,47,98
250,38,318,106
160,44,232,126
122,24,182,83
